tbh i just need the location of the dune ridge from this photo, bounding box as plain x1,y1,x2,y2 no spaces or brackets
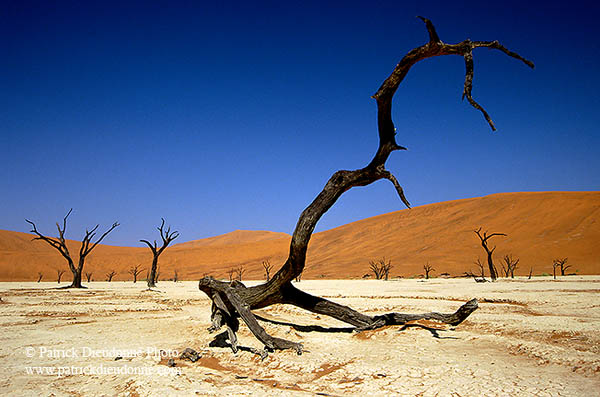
1,191,598,281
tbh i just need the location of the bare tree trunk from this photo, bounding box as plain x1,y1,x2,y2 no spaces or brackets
196,17,532,354
141,219,179,289
474,228,506,282
26,209,119,288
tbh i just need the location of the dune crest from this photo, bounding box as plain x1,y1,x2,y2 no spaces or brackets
1,191,598,281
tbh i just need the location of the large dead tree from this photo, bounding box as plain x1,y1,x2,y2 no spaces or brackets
474,228,506,281
26,209,119,288
197,17,533,354
140,219,179,288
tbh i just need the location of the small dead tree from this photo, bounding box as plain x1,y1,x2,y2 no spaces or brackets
501,254,519,278
555,257,570,276
106,270,116,282
528,267,533,279
474,228,506,282
369,260,384,279
196,17,532,354
423,263,434,279
128,265,143,283
227,268,235,282
85,272,93,282
173,269,179,282
37,272,43,283
56,269,65,284
140,218,179,288
235,265,245,282
262,260,273,282
26,209,119,288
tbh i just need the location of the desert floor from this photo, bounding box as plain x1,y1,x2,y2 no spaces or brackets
1,277,599,396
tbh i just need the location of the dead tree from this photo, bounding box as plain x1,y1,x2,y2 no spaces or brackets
235,265,245,282
369,259,384,279
474,228,506,281
227,268,235,282
26,210,119,288
554,257,570,276
197,17,532,354
262,260,273,282
369,258,392,280
173,269,179,282
140,218,179,288
106,270,116,282
501,254,519,278
37,272,43,283
128,265,143,283
56,269,65,284
85,272,93,282
528,267,533,279
423,263,434,279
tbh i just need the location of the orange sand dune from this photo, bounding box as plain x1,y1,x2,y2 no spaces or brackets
1,191,598,281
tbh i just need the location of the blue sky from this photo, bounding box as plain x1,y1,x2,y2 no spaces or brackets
1,1,599,246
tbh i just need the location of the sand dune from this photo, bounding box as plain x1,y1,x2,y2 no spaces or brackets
1,191,598,281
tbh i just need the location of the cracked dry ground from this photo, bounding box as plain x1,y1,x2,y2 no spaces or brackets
1,278,599,396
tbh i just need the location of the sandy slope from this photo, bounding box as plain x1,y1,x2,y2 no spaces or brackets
1,278,598,396
1,191,598,281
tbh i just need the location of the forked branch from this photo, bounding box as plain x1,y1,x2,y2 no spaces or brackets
196,17,532,354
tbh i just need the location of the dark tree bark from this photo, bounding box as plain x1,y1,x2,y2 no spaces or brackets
128,265,143,283
423,263,434,279
85,272,93,282
501,254,519,278
141,219,179,288
555,258,570,276
197,17,532,354
262,260,273,282
552,258,569,279
106,270,116,282
474,228,506,282
26,209,119,288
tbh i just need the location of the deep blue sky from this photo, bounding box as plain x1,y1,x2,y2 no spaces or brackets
2,1,599,246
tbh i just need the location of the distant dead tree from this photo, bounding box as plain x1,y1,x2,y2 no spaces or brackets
128,265,143,283
173,269,179,282
555,258,570,276
423,263,434,279
106,270,116,282
528,267,533,279
474,228,506,282
37,272,43,283
26,209,119,288
196,17,532,353
262,260,273,282
235,265,245,281
140,218,179,288
369,259,383,279
552,258,569,279
227,268,235,282
501,254,519,278
85,272,93,282
465,259,487,283
56,269,65,284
